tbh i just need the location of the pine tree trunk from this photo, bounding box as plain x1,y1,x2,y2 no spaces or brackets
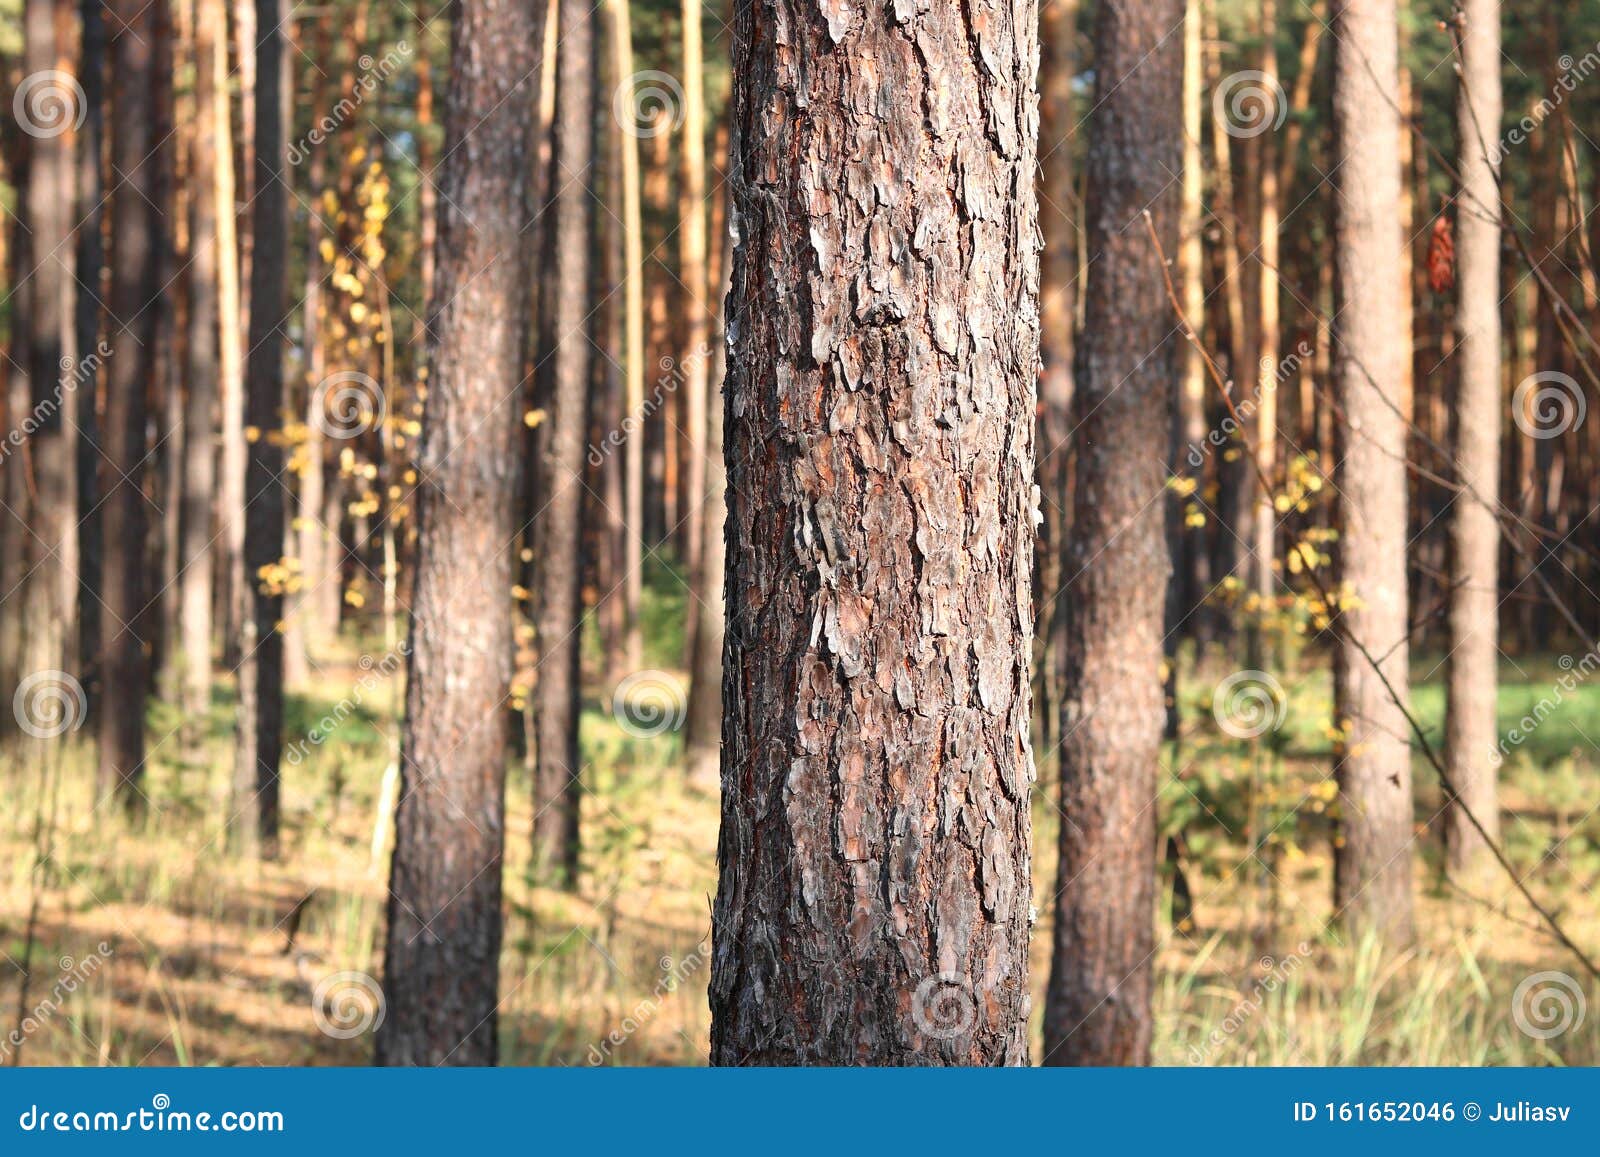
377,0,541,1067
97,0,163,810
230,0,288,860
710,0,1039,1066
180,0,232,758
1037,0,1079,753
532,0,594,888
678,0,710,658
1042,0,1181,1067
1444,0,1502,882
19,0,79,685
609,0,645,674
1251,0,1280,669
1331,0,1415,944
75,0,107,717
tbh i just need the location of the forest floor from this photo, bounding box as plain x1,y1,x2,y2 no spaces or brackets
3,592,1599,1065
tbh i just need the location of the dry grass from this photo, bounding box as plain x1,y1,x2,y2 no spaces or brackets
1,639,1597,1066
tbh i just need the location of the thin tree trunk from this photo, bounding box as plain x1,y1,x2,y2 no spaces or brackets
1038,0,1079,752
377,0,542,1067
180,0,233,758
97,0,163,811
1042,0,1181,1067
678,0,709,656
1444,0,1502,882
532,0,595,888
230,0,288,860
221,0,254,660
710,0,1039,1066
1331,0,1415,944
1250,0,1280,669
609,0,644,674
19,0,79,685
75,0,107,718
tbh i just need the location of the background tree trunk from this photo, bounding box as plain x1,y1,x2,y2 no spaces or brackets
75,0,107,718
377,0,542,1066
1331,0,1415,944
1444,0,1502,882
230,0,289,860
97,0,163,811
1043,0,1181,1068
532,0,595,888
180,0,233,761
710,0,1039,1065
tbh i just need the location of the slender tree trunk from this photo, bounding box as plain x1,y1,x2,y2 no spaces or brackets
286,10,333,689
710,0,1039,1066
1250,0,1280,668
532,0,595,888
1042,0,1181,1068
76,0,107,718
378,0,541,1067
97,0,163,811
220,0,254,661
180,0,233,757
1038,0,1079,752
1444,0,1502,882
1331,0,1415,944
230,0,288,860
19,0,79,685
678,0,710,657
609,0,645,674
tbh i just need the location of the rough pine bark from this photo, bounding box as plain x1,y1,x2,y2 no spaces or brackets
376,0,541,1066
1331,0,1415,943
710,0,1039,1066
97,0,162,809
1042,0,1181,1068
1444,0,1501,881
532,0,594,888
231,0,289,859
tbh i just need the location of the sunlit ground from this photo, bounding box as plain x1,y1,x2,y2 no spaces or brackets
3,577,1598,1065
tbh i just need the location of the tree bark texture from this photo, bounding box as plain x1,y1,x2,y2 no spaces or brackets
1331,0,1415,944
377,0,541,1066
1042,0,1181,1068
710,0,1040,1065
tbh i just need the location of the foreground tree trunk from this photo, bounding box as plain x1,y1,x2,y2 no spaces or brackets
1331,0,1415,943
531,0,594,888
1042,0,1181,1067
377,0,541,1066
710,0,1039,1065
98,0,163,810
230,0,289,859
1444,0,1502,881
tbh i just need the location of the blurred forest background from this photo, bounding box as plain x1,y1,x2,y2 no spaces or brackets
2,0,1600,1066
